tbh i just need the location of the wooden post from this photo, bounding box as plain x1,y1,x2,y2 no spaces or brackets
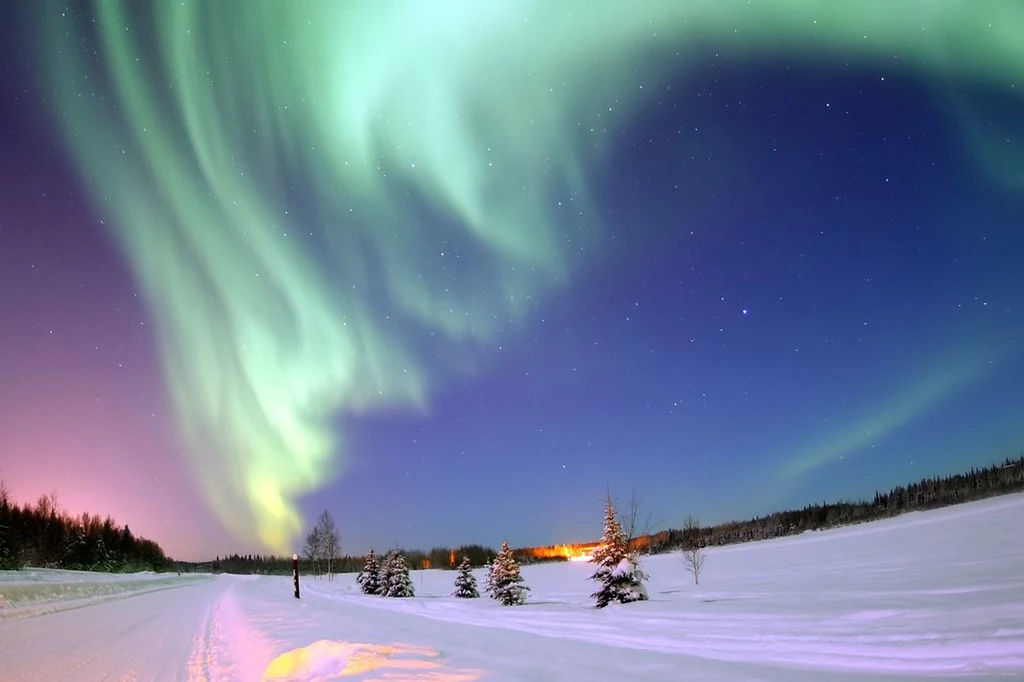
293,553,300,599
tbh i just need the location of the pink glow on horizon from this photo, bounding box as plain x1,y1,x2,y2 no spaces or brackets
0,335,230,560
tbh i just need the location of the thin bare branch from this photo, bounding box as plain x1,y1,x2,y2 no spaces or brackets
617,490,666,553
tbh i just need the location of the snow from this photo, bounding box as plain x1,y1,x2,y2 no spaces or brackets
0,568,210,620
611,556,633,577
1,493,1022,680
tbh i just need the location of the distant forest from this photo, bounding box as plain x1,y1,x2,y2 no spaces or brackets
0,486,170,572
180,544,499,577
644,454,1024,553
2,455,1021,575
186,454,1024,576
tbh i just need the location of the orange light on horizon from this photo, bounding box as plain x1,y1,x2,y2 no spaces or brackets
521,543,597,561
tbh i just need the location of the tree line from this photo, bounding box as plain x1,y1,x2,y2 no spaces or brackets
645,454,1024,553
193,540,500,576
0,485,170,572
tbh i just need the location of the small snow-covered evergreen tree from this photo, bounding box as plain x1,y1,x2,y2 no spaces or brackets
486,540,529,606
452,556,479,598
590,492,648,608
357,549,382,595
383,550,415,598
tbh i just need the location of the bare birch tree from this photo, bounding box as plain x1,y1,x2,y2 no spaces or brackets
316,510,340,580
681,514,705,585
303,525,324,578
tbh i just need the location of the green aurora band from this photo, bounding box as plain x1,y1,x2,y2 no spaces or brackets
779,353,999,482
41,1,1023,552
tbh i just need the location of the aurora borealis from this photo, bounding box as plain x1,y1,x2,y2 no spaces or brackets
1,2,1022,560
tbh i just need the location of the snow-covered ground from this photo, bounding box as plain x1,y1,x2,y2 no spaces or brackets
1,493,1022,681
0,567,210,620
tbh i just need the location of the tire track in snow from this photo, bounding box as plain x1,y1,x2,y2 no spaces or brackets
187,582,275,681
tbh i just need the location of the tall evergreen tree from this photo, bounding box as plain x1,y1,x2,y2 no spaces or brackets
357,549,382,595
63,525,88,570
0,521,13,570
452,556,479,598
590,492,648,608
383,550,415,598
91,535,108,571
486,540,529,606
0,484,15,570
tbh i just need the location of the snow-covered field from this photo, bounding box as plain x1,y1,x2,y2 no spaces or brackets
1,494,1022,681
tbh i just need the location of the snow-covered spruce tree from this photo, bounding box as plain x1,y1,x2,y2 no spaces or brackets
486,540,529,606
590,492,648,608
452,556,479,598
357,549,382,595
383,550,415,598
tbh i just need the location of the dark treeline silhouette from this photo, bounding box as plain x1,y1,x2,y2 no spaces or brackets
184,544,501,576
645,455,1024,553
420,544,497,569
204,553,362,576
0,486,170,572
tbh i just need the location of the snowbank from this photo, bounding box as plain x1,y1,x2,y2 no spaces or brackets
0,568,210,620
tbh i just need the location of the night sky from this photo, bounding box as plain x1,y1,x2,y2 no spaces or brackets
1,3,1022,561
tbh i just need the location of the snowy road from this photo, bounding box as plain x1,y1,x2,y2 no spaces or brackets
0,575,222,680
